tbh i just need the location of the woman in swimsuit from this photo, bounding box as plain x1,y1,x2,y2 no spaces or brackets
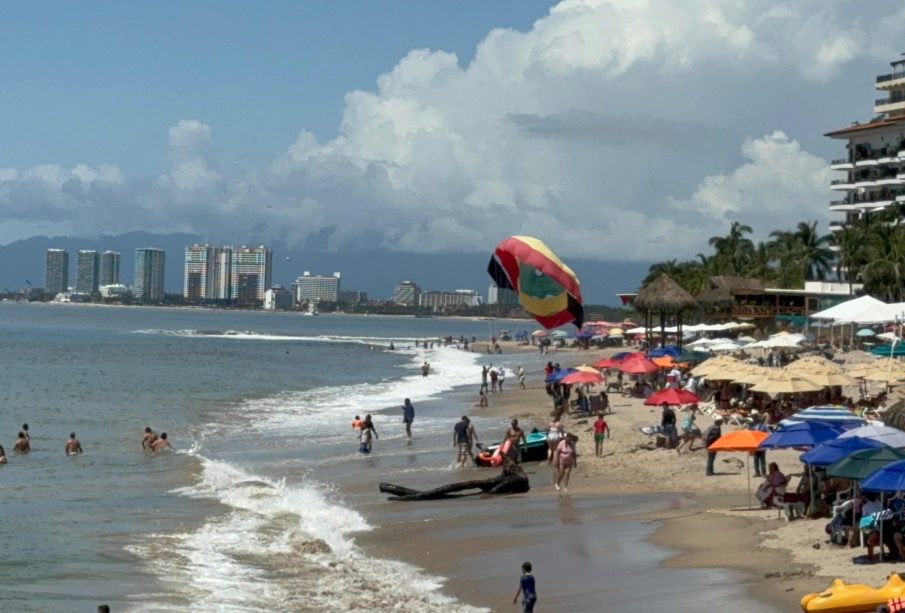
553,434,578,492
546,418,564,464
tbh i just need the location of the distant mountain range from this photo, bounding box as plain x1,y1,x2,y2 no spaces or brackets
0,232,650,305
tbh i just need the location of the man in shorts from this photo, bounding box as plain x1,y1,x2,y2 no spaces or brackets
503,419,526,463
453,416,477,467
65,432,83,455
593,413,610,457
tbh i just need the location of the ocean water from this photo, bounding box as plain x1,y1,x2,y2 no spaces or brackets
0,303,777,612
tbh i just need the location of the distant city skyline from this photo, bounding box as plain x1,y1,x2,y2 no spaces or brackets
2,3,903,264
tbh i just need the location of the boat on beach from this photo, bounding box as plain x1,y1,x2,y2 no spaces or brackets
475,429,548,467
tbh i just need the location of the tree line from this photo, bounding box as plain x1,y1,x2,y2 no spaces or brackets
643,213,905,302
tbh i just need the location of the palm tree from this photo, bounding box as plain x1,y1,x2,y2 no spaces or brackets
864,224,905,302
708,222,754,275
793,221,834,280
745,241,776,283
767,230,804,288
831,224,867,293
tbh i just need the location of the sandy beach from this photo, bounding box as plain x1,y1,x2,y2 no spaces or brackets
355,341,895,612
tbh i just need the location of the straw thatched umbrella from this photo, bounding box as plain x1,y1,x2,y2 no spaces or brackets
691,355,743,377
749,370,824,395
634,274,698,351
787,357,855,387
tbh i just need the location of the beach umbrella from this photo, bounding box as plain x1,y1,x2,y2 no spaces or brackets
857,328,877,337
759,421,844,449
644,388,700,406
544,368,578,383
729,365,771,385
531,330,548,337
799,437,887,467
648,345,681,358
781,406,866,430
673,351,710,364
560,370,604,385
862,460,905,493
708,430,770,509
592,357,624,369
709,341,742,353
618,356,659,375
826,447,905,480
572,365,601,374
608,327,625,336
838,424,905,448
691,355,742,377
749,370,824,395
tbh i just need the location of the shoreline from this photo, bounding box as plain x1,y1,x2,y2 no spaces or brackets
354,342,841,611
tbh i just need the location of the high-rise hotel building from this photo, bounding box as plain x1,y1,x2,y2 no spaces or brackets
75,250,100,294
827,54,905,231
45,249,69,294
231,246,272,305
100,251,121,286
134,248,166,302
295,271,341,303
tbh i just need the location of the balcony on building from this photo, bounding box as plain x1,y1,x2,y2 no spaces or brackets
830,158,854,170
875,91,905,115
830,179,855,190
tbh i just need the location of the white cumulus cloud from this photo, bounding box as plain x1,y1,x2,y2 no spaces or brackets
0,0,900,257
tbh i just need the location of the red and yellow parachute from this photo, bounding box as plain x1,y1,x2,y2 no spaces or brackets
487,236,584,329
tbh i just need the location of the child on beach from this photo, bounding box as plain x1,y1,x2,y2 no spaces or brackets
512,561,537,612
593,413,609,457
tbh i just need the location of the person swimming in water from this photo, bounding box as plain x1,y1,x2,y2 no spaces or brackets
151,432,171,451
14,431,30,453
0,444,7,464
65,432,83,455
141,426,158,450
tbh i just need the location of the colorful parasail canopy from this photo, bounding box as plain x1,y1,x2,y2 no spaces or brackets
487,236,584,329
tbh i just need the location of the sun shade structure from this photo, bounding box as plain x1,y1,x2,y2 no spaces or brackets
708,429,770,509
748,370,824,394
617,356,660,375
759,421,843,449
838,424,905,448
690,355,743,377
783,406,866,428
487,236,583,329
560,370,604,385
632,274,698,351
644,388,700,406
544,368,578,383
799,437,887,467
826,447,905,480
861,460,905,492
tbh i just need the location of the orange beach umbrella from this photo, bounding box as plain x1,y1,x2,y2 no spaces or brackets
708,429,770,509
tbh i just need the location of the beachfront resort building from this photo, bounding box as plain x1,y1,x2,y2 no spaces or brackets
419,289,482,311
100,251,121,286
487,282,519,306
393,280,421,306
826,53,905,232
295,271,341,303
230,246,272,305
134,247,166,302
264,286,294,310
45,249,69,295
75,250,100,294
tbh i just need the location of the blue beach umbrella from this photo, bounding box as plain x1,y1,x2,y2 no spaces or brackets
545,368,578,383
759,421,844,449
648,345,681,358
781,406,867,429
799,436,887,467
861,460,905,492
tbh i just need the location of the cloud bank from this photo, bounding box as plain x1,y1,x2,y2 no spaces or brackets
0,0,901,259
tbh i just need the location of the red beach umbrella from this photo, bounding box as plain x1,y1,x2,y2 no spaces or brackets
644,388,700,406
618,356,659,375
592,357,624,369
561,370,604,385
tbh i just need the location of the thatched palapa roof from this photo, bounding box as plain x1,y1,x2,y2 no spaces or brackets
696,286,734,307
634,274,698,313
708,276,764,295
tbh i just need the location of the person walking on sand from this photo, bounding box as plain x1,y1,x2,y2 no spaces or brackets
480,365,489,394
402,399,415,439
517,366,526,389
490,367,499,393
13,431,30,453
512,561,538,612
593,413,610,457
704,418,723,476
546,417,564,464
497,366,505,392
142,427,158,450
65,432,83,455
554,434,578,491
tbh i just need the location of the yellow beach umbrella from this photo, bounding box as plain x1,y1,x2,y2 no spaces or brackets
749,370,824,394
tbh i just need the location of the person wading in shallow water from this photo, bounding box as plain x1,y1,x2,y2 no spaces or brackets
512,561,538,612
402,399,415,439
65,432,83,455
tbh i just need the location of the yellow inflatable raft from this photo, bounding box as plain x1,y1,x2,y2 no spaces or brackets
801,573,905,612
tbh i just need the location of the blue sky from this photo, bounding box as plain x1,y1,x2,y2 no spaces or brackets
1,1,904,259
0,1,552,174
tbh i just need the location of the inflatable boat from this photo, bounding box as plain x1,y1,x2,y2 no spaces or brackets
801,574,905,612
475,429,549,467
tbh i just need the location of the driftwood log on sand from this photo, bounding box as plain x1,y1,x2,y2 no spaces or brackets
379,464,530,501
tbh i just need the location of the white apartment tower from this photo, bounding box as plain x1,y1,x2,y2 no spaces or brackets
295,271,341,303
826,53,905,231
230,246,272,305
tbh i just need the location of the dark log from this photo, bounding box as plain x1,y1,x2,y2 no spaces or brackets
379,464,529,501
